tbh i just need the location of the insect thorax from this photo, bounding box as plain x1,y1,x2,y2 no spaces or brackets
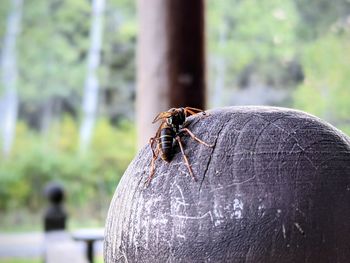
166,111,186,132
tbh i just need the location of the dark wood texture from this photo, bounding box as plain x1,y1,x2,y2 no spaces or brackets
167,0,206,109
136,0,206,147
104,106,350,263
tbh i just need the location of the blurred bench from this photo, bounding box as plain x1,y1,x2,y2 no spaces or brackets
43,183,103,263
45,231,88,263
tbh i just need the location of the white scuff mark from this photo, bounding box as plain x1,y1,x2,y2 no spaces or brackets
140,197,161,249
151,217,168,226
232,198,244,219
213,200,223,219
132,193,144,257
116,251,129,263
210,175,256,192
175,184,188,207
258,204,265,211
214,219,225,227
276,209,282,217
258,204,266,217
176,200,190,206
294,222,305,235
282,224,286,239
170,211,214,223
177,234,186,240
144,216,150,249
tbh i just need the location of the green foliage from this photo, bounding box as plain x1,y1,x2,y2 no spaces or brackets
1,259,41,263
0,0,137,108
102,0,136,89
1,0,350,230
294,0,350,40
293,32,350,131
18,0,90,100
0,117,136,215
0,0,10,54
207,0,299,96
207,0,350,136
0,0,138,228
207,0,299,65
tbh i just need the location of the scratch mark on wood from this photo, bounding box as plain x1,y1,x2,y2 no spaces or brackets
210,175,256,192
282,224,287,239
294,222,305,235
199,121,226,192
170,211,214,224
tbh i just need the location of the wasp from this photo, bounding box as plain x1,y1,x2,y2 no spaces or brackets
146,107,213,186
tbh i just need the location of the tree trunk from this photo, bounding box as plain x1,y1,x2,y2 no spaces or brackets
0,0,23,157
79,0,105,152
136,0,206,148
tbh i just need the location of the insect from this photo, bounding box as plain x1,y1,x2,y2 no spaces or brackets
145,107,213,186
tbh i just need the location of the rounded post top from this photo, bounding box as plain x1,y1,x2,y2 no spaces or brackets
44,182,65,204
105,106,350,263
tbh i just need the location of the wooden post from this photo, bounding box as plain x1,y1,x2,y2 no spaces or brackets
44,183,67,232
104,106,350,262
136,0,206,148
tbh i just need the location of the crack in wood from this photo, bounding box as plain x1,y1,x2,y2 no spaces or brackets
199,121,226,192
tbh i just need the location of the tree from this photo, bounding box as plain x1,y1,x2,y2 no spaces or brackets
0,0,23,156
79,0,106,152
17,0,90,132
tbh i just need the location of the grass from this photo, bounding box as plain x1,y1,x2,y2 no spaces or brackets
1,259,41,263
0,211,105,263
0,210,42,233
0,209,105,233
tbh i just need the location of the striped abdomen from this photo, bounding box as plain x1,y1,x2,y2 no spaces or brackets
159,127,175,162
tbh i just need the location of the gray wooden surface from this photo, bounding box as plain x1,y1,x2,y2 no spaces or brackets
104,106,350,263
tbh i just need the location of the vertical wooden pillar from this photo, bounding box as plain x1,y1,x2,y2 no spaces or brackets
136,0,206,148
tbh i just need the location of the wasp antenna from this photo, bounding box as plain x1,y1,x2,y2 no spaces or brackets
152,111,172,123
152,114,162,123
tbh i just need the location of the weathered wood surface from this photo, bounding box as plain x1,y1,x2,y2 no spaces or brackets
104,106,350,263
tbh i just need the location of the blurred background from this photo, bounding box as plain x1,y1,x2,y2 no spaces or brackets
0,0,349,261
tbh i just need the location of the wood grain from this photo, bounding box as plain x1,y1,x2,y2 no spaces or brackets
104,106,350,263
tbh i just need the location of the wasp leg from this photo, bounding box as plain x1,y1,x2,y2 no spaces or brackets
149,137,157,157
175,136,197,181
180,128,214,147
184,107,209,118
184,107,204,114
145,137,160,187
